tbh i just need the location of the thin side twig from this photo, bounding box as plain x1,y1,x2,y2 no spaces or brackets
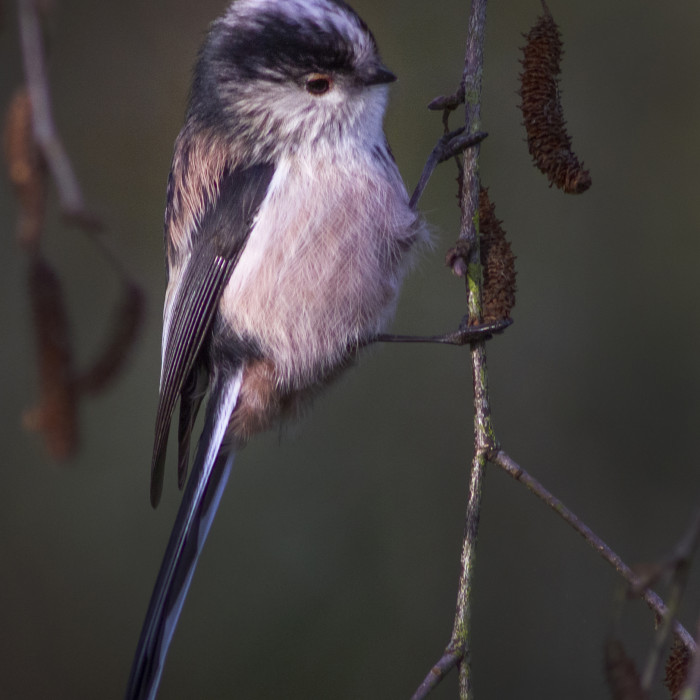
410,649,461,700
490,449,696,653
16,0,140,285
638,509,700,691
17,0,92,222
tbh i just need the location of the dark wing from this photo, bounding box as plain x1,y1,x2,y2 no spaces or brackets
150,161,275,507
176,367,206,490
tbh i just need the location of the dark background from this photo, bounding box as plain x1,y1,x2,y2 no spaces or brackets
2,1,699,698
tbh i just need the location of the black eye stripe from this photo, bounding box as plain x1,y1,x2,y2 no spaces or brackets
216,13,358,81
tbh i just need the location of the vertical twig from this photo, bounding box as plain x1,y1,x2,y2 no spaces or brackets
452,1,490,698
457,0,487,266
410,2,491,698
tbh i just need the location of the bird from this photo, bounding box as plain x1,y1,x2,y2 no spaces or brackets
125,1,428,697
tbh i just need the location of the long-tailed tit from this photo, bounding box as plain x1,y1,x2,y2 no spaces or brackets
126,0,428,697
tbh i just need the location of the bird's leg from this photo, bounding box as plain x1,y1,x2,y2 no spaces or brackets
409,129,488,209
372,317,512,346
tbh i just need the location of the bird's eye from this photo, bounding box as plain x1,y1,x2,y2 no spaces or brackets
305,74,333,96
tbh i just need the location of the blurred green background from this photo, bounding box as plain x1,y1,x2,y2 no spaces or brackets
2,1,700,698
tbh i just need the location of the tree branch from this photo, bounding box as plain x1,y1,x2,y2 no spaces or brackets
409,0,492,698
450,0,490,698
16,0,139,284
11,0,146,457
490,449,697,653
410,649,461,700
409,0,698,694
17,0,94,225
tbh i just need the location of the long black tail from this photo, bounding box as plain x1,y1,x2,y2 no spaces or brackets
126,369,242,700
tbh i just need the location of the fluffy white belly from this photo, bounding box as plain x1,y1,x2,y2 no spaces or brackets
220,151,420,389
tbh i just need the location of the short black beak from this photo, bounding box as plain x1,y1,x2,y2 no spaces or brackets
363,64,397,86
